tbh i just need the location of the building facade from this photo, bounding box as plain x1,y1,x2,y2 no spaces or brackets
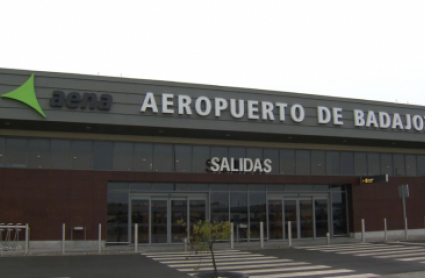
0,68,424,245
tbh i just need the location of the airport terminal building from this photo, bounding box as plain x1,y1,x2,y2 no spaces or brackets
1,68,424,246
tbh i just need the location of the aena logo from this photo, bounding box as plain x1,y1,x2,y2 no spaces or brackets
0,74,46,118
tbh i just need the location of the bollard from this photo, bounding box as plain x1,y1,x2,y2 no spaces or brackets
25,224,29,255
288,221,292,247
184,237,188,252
404,217,408,240
230,222,234,250
260,222,264,249
326,232,330,245
361,219,365,243
62,223,65,254
384,218,387,242
134,224,138,252
98,223,102,254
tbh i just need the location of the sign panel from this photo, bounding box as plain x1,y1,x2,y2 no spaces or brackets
399,184,409,198
360,174,389,184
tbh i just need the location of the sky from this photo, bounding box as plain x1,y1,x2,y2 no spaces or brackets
0,1,424,105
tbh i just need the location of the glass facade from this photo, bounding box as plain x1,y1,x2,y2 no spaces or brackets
0,136,423,177
107,182,348,243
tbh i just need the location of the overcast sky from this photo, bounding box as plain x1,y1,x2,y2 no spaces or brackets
0,1,424,105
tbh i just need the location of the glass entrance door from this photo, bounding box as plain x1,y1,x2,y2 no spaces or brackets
131,194,207,244
267,195,329,240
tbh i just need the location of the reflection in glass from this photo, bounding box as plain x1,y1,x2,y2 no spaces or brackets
268,200,283,240
171,200,188,243
93,141,113,170
133,143,153,172
341,152,354,175
354,152,367,176
326,151,340,175
0,138,5,167
296,150,310,175
153,144,173,172
51,139,72,169
405,155,417,176
300,200,313,238
189,200,206,240
28,139,50,169
210,192,229,223
284,200,297,239
367,153,380,175
193,146,210,173
72,141,92,170
107,192,129,243
249,192,266,239
132,200,149,243
280,149,295,174
315,199,328,237
332,192,348,235
6,138,28,168
311,151,325,175
175,145,192,172
230,192,248,241
151,200,167,243
113,142,133,171
393,154,405,176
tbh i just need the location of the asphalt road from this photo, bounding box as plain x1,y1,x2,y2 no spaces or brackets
1,242,425,278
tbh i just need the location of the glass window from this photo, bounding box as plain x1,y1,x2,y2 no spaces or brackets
296,150,311,175
246,148,262,160
406,155,417,176
175,145,192,172
263,149,279,175
93,141,113,170
193,146,210,173
340,152,354,176
249,192,266,239
367,153,380,175
332,192,348,236
230,184,247,191
417,156,425,176
72,141,92,170
267,184,285,192
153,144,173,172
229,147,245,171
210,184,229,191
174,184,188,191
248,184,266,191
189,184,209,192
51,139,72,169
108,182,129,191
210,192,229,223
230,192,248,241
0,138,5,167
113,142,133,171
311,151,325,175
107,191,129,243
129,183,151,192
314,185,329,191
326,151,340,176
211,146,228,158
133,143,153,172
6,138,28,168
393,154,405,176
151,183,174,191
286,185,314,192
280,149,295,174
354,152,367,176
380,153,393,175
28,139,50,169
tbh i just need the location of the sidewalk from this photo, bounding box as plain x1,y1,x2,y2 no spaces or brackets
1,235,424,256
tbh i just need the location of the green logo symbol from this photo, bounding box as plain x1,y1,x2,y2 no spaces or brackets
1,74,45,118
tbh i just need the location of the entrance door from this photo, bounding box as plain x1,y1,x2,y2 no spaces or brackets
267,195,329,240
131,194,207,244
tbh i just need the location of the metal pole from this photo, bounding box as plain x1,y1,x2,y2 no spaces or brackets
184,237,188,252
98,223,102,254
405,217,409,240
237,224,239,243
361,219,365,243
25,223,29,255
62,223,65,254
384,218,387,242
259,222,263,248
326,232,330,245
230,223,234,250
134,224,138,252
402,197,408,240
288,221,292,247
